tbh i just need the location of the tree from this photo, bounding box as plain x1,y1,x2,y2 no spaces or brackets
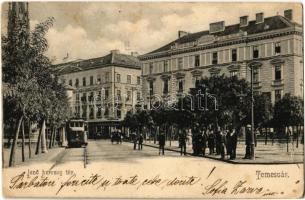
179,75,251,132
241,93,273,145
273,94,303,149
123,111,139,133
3,16,70,166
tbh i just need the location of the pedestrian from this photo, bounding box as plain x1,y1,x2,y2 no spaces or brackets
229,127,238,160
215,128,221,155
226,128,231,158
201,130,207,156
187,129,192,146
111,132,114,144
220,129,227,160
179,129,187,155
192,124,200,156
158,132,165,155
133,133,137,150
118,130,123,144
243,124,252,159
207,129,215,154
138,133,143,150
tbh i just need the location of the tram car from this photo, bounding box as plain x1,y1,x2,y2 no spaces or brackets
66,118,88,148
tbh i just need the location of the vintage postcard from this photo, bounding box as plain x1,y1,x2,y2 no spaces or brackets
1,1,304,198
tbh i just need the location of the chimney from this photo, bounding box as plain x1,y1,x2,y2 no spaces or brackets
110,49,120,63
256,12,264,23
178,30,188,38
110,49,120,55
284,9,293,21
209,21,225,33
240,16,248,27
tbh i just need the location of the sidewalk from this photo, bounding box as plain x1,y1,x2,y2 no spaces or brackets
142,140,304,164
2,143,66,168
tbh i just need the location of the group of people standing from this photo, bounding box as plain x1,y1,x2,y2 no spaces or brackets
132,133,144,150
131,132,166,155
129,124,253,160
185,124,238,160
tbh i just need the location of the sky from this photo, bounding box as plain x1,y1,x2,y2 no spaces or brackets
1,2,302,64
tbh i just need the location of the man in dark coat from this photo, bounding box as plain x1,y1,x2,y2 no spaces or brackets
229,127,238,160
207,129,215,154
158,133,166,155
201,130,207,156
220,129,227,160
244,125,252,159
226,128,231,157
215,129,221,155
138,133,143,150
192,128,198,155
179,130,187,156
133,133,138,150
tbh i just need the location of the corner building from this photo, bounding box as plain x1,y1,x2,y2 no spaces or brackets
55,50,142,138
139,10,303,107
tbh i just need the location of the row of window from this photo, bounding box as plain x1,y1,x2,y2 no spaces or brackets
75,106,113,119
148,64,282,95
66,74,141,87
75,90,141,103
149,81,283,103
250,64,282,83
75,105,124,119
149,79,185,95
148,42,282,74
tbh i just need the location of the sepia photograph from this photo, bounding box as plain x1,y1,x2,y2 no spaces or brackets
1,1,304,198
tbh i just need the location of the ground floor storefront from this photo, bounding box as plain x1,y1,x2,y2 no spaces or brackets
87,120,131,139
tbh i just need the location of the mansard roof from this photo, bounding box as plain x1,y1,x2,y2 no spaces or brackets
54,52,141,75
144,15,301,56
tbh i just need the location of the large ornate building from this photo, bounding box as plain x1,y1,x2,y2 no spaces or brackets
139,10,303,107
55,50,142,138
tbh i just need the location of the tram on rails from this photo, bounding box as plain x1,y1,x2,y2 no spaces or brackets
66,118,88,148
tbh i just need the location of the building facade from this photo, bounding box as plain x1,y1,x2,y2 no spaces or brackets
139,10,303,107
55,50,142,138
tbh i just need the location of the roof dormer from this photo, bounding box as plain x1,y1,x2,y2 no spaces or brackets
209,21,225,34
240,16,248,27
256,12,264,24
284,9,293,21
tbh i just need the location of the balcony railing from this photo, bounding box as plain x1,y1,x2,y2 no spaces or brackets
272,79,284,87
253,81,262,89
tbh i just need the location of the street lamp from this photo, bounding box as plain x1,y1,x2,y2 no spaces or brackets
242,30,255,160
249,65,255,160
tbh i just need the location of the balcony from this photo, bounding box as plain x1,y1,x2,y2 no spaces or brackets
252,81,262,89
272,79,284,87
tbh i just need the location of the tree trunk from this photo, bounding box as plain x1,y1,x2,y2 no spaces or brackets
49,127,54,149
46,128,49,150
9,116,23,167
21,121,25,162
62,127,67,147
264,127,268,145
169,126,172,147
35,121,42,155
40,119,48,153
286,127,289,153
271,128,274,146
52,128,56,147
154,126,157,144
296,125,299,148
28,121,31,158
292,126,295,145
